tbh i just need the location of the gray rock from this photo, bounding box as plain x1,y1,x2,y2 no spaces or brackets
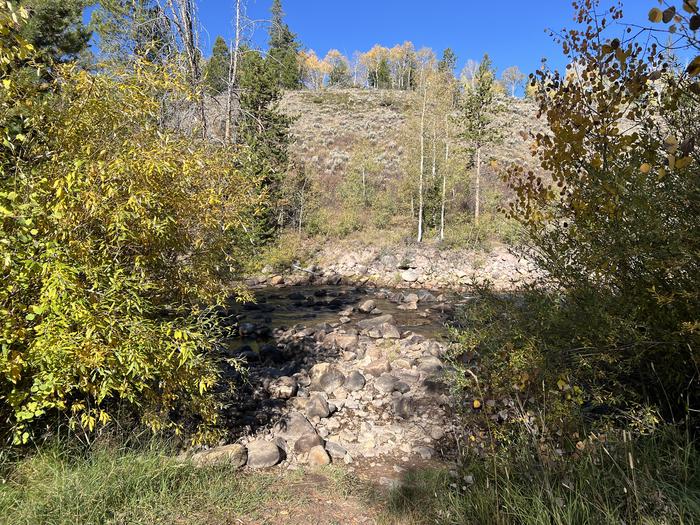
191,444,247,468
404,293,419,303
401,270,419,282
274,412,315,442
392,397,416,419
325,441,348,459
246,440,281,469
418,356,443,375
317,368,346,393
294,433,325,454
357,314,395,330
374,373,398,393
358,299,376,313
268,376,298,399
397,302,418,311
305,393,330,419
308,445,331,466
381,323,401,339
345,371,366,391
365,359,391,377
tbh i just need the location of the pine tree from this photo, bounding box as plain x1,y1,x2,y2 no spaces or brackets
438,48,457,75
20,0,91,62
91,0,169,65
267,0,301,89
459,54,502,223
238,46,293,230
205,36,230,94
368,57,391,89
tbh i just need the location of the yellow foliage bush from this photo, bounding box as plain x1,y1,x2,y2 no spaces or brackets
0,4,266,444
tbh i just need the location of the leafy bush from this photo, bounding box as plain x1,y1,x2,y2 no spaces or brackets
0,5,265,444
501,2,699,420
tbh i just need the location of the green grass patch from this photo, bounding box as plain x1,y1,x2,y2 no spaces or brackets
382,430,700,524
0,439,288,525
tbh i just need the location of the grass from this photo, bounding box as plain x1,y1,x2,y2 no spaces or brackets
382,430,700,524
0,439,289,525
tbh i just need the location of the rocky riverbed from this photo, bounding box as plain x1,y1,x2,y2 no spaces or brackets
190,285,463,484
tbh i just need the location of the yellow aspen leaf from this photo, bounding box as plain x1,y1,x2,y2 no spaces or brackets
640,163,651,174
675,156,692,169
473,399,482,409
686,56,700,76
684,0,699,14
648,7,664,22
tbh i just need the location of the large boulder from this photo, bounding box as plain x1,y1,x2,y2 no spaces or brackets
310,364,346,393
294,433,325,454
308,445,331,466
305,393,330,419
401,270,419,283
274,412,316,442
344,371,366,391
246,440,281,469
191,444,247,468
357,314,395,331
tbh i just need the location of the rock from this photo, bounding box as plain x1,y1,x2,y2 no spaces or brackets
238,323,256,336
191,444,247,468
246,440,281,469
401,270,419,283
404,293,419,303
345,371,366,391
308,445,331,466
268,376,298,399
270,275,285,286
381,323,401,339
392,397,416,419
325,441,348,459
274,412,316,442
365,360,391,377
332,333,359,350
374,373,398,393
418,356,443,375
259,344,284,363
414,446,434,460
358,299,376,313
316,368,346,394
305,393,330,419
294,433,325,454
397,302,418,311
357,314,395,330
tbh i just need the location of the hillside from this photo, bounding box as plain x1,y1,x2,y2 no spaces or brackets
280,88,545,184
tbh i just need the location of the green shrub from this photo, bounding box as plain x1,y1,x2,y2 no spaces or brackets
0,6,265,444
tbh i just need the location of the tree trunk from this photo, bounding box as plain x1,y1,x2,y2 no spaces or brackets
440,116,449,241
418,85,427,243
475,145,481,223
225,0,242,143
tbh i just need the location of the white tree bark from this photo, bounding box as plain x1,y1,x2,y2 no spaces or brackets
475,145,481,223
225,0,242,143
418,84,427,243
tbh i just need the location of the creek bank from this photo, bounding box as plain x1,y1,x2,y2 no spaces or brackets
250,243,538,293
191,285,461,482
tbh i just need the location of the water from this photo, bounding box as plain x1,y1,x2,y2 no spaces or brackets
228,285,452,342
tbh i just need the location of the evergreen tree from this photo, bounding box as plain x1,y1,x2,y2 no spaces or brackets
205,36,230,95
91,0,169,65
438,48,457,75
368,58,391,89
459,54,502,223
267,0,301,89
328,58,351,87
19,0,91,62
238,46,293,230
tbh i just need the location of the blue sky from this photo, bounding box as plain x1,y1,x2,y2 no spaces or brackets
195,0,654,76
